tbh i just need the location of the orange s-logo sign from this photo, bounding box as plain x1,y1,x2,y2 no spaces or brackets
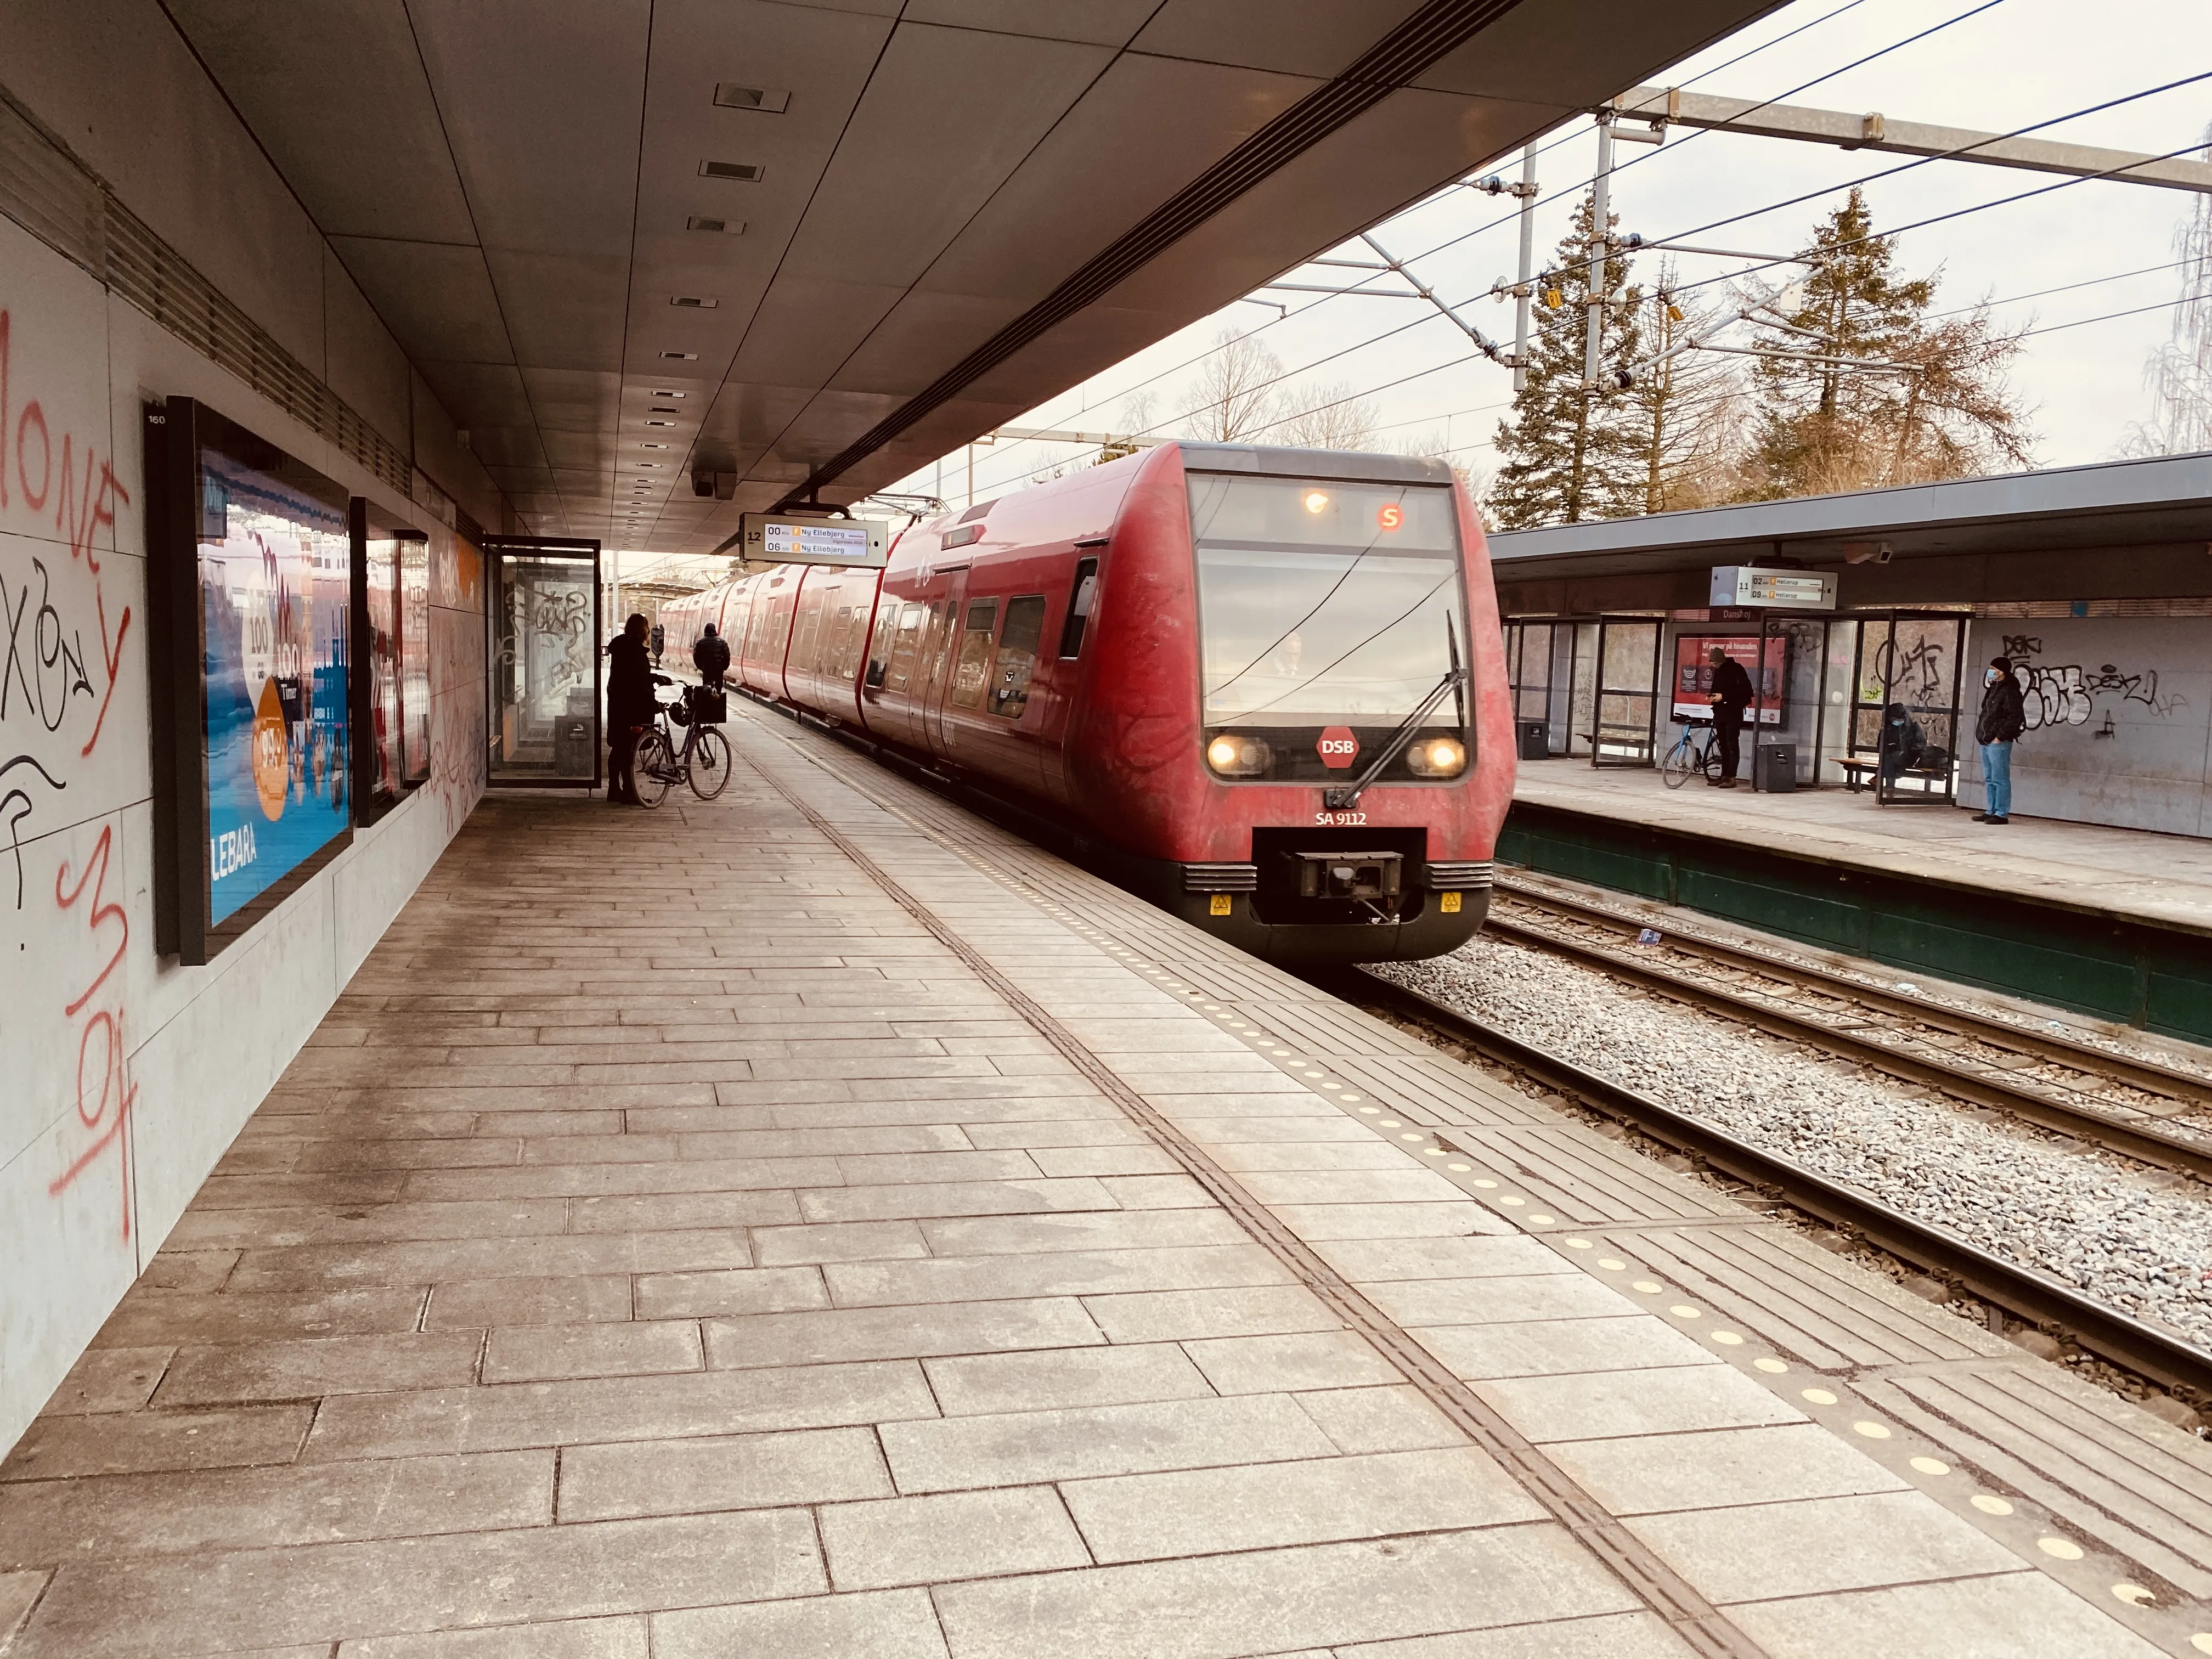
1376,504,1404,531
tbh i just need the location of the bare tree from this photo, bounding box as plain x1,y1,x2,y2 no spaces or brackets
1178,330,1286,440
2119,122,2212,458
1269,381,1381,450
1628,270,1749,513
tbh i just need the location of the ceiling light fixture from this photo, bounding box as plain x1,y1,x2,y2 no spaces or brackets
646,420,675,427
698,160,764,182
670,295,719,309
659,352,698,362
650,390,686,398
686,216,745,235
713,83,789,112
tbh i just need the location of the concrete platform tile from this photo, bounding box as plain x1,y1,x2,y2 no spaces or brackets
152,1334,483,1406
1313,1234,1570,1282
1,1403,311,1482
1334,1609,1696,1656
633,1267,829,1318
93,1286,425,1348
481,1321,702,1384
832,1151,1045,1187
558,1426,890,1521
1176,1115,1376,1145
1475,1364,1807,1444
930,1525,1639,1659
1414,1316,1721,1381
0,1570,46,1649
426,1276,634,1329
0,1449,551,1566
825,1244,1290,1308
749,1221,929,1266
922,1343,1213,1417
1080,1285,1342,1344
1361,1274,1638,1329
1294,1385,1469,1454
339,1615,647,1656
821,1486,1090,1589
1098,1174,1214,1209
796,1177,1117,1224
1625,1489,2032,1604
1180,1331,1401,1396
12,1509,824,1658
704,1296,1103,1370
301,1359,936,1461
32,1345,171,1414
1724,1571,2168,1659
878,1392,1338,1492
1027,1145,1186,1178
1145,1090,1325,1114
568,1190,800,1232
918,1209,1244,1257
1544,1424,1910,1517
959,1120,1150,1150
1234,1170,1474,1206
1203,1142,1421,1173
1062,1447,1544,1562
650,1587,950,1658
228,1230,752,1293
1271,1202,1514,1241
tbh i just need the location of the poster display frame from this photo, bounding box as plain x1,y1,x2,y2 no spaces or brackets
146,397,357,966
1671,631,1791,727
351,500,430,824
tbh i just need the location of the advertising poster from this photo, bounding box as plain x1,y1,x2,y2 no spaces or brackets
199,447,352,926
1673,633,1787,726
363,531,401,804
401,537,431,785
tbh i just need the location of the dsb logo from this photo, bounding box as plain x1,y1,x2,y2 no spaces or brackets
1317,726,1360,769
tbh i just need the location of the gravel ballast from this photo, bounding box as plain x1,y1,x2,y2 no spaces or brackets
1378,934,2212,1351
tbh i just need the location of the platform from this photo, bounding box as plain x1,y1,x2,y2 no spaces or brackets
2,708,2208,1658
1507,763,2212,1045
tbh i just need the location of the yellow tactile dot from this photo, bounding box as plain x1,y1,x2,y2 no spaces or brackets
1302,1069,1325,1077
1340,1095,1362,1103
1321,1081,1342,1090
1712,1331,1744,1346
1669,1305,1701,1319
1632,1281,1665,1295
1446,1163,1471,1172
1499,1195,1526,1207
1378,1119,1401,1128
1423,1148,1447,1158
1801,1388,1838,1406
1910,1457,1950,1476
1754,1357,1788,1373
2113,1585,2155,1608
1358,1107,1380,1115
1472,1178,1500,1189
2039,1537,2085,1561
2187,1632,2212,1654
1565,1238,1594,1250
1971,1494,2013,1515
1398,1132,1422,1141
1853,1421,1891,1440
1528,1214,1555,1224
1598,1259,1628,1272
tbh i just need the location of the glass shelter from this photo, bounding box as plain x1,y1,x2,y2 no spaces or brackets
485,537,603,787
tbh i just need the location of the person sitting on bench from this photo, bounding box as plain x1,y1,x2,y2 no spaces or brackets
1878,702,1926,785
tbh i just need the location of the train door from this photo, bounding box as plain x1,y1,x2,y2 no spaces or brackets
1032,554,1099,797
920,568,971,761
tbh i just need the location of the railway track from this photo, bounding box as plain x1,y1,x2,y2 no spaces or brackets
1342,967,2212,1403
1481,875,2212,1182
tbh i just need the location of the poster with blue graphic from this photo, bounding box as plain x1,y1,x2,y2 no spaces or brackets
199,448,351,926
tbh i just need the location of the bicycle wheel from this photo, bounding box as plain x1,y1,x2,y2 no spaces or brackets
633,729,674,807
1700,737,1725,785
687,727,732,800
1659,737,1696,789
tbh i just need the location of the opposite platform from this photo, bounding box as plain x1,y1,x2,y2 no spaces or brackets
0,705,2204,1658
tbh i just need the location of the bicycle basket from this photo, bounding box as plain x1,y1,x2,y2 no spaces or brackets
690,687,728,724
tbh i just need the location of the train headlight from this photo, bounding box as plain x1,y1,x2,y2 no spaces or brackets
1406,736,1467,778
1205,733,1272,778
1301,490,1330,515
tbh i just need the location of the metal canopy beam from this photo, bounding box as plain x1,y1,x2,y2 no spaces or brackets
1612,87,2212,194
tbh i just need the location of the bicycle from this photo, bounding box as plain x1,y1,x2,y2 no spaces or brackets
635,679,732,805
1658,715,1722,790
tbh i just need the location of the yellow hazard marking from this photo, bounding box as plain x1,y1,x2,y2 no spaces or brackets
1209,893,1233,916
1440,891,1462,913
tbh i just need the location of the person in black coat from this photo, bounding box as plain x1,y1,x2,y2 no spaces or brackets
1878,701,1926,785
693,622,732,687
1705,645,1756,788
1973,654,2028,824
606,613,655,806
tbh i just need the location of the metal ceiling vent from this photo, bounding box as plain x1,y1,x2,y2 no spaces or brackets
686,216,744,235
714,84,789,114
670,294,719,308
778,0,1527,510
698,160,765,182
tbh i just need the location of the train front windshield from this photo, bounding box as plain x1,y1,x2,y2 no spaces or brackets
1188,473,1466,727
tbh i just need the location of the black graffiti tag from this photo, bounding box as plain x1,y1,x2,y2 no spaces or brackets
1,557,94,733
0,752,65,909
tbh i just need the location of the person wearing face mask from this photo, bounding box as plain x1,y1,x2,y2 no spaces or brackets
1973,655,2027,824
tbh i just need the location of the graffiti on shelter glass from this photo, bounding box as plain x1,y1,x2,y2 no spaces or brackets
1999,634,2187,730
1871,632,1946,706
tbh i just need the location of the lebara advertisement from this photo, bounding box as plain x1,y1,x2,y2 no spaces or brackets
200,450,351,926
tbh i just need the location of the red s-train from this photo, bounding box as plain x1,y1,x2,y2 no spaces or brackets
662,442,1514,964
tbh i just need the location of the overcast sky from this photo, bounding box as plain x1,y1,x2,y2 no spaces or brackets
888,0,2212,514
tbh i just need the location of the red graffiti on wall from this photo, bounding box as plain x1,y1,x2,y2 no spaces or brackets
48,822,136,1237
0,308,132,760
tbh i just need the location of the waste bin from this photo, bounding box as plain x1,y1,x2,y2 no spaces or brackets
554,688,596,777
1516,719,1549,761
1756,742,1797,794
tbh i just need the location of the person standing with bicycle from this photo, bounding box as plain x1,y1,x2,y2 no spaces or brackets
1705,645,1754,788
606,612,653,807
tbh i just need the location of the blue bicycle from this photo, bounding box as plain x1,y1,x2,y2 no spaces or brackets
1659,716,1722,790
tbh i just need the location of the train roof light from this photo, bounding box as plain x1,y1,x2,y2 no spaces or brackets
1302,490,1330,515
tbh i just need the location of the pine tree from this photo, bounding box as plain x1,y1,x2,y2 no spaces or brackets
1487,193,1646,528
1740,188,2031,498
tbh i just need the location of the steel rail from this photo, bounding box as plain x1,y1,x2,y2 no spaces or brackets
1483,883,2212,1182
1347,969,2212,1401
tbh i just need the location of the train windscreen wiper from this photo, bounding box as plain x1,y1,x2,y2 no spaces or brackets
1322,663,1469,811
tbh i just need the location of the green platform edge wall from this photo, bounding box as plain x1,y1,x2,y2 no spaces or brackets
1497,803,2212,1046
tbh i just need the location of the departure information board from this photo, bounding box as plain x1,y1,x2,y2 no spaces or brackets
738,514,889,568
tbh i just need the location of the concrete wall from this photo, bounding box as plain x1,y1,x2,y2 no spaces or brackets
0,3,507,1452
1963,618,2211,837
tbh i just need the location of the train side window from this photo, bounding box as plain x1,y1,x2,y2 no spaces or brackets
989,595,1048,720
885,602,924,691
949,598,1000,709
1058,557,1099,658
863,602,899,690
792,588,825,672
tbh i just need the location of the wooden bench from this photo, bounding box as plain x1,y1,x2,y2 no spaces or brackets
1835,757,1951,798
